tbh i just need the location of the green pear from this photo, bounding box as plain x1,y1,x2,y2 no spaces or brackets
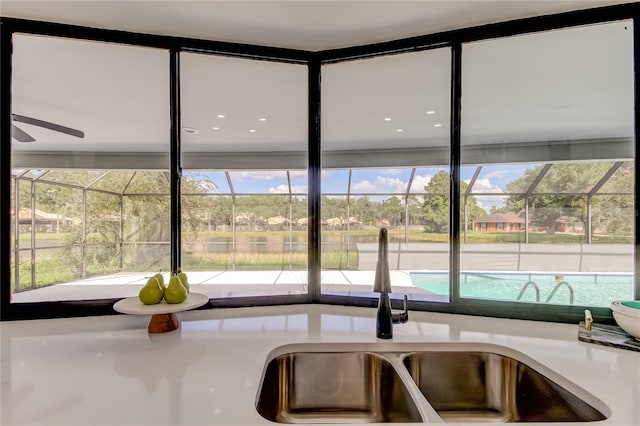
154,273,165,289
164,274,188,304
177,271,189,293
138,276,164,305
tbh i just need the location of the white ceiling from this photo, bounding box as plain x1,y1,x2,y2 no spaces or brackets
3,1,636,170
1,1,635,50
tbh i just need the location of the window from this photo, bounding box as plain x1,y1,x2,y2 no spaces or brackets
460,21,634,307
180,52,308,298
9,34,170,304
321,48,451,301
2,7,637,322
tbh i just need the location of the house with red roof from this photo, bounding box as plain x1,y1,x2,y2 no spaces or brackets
474,212,525,232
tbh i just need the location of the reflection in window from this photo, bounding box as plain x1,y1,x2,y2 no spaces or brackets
5,14,636,316
90,171,135,193
10,34,170,303
460,20,634,307
321,48,451,299
10,169,173,301
180,52,308,297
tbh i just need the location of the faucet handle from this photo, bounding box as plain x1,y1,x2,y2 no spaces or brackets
392,294,409,324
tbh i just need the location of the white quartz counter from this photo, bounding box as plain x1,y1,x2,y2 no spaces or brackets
1,304,639,425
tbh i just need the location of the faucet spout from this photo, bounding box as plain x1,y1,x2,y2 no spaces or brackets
373,228,391,293
373,228,409,339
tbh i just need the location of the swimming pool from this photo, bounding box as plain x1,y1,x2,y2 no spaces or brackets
410,271,634,307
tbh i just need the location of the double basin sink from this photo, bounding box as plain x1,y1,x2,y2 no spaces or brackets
256,342,608,424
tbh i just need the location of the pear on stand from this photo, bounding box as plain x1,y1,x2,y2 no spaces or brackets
153,272,165,289
148,274,188,333
138,275,164,305
177,271,189,293
114,271,206,334
165,274,188,304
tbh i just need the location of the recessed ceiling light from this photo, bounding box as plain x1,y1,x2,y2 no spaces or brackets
434,123,443,128
427,111,436,115
249,129,257,133
216,114,225,119
258,117,267,122
384,117,392,121
212,126,220,130
182,127,199,134
396,128,404,132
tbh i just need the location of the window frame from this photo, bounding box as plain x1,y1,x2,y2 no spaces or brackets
1,3,638,322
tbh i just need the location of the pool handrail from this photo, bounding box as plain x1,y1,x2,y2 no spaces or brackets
517,280,541,302
545,280,575,304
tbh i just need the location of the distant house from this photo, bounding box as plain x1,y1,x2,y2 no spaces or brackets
323,216,362,230
13,208,71,233
474,212,525,232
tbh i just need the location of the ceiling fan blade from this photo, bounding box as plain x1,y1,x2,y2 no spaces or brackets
12,114,85,139
12,124,36,143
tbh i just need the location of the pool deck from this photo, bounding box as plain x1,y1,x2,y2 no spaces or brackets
10,269,420,303
12,269,631,305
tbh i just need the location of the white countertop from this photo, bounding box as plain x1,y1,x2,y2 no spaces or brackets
1,304,639,426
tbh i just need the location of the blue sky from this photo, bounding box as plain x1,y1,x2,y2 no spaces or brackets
186,164,536,209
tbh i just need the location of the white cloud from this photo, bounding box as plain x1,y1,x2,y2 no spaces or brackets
351,180,376,192
376,176,406,192
409,174,433,193
467,178,506,210
268,184,289,194
472,178,503,193
474,196,507,210
229,171,286,181
351,176,407,193
482,169,509,179
268,184,307,194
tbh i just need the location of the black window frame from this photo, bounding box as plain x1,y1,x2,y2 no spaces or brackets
1,2,638,322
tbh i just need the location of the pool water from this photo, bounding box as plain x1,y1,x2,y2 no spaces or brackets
411,271,634,307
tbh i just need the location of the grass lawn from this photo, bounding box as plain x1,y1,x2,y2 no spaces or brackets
20,229,630,244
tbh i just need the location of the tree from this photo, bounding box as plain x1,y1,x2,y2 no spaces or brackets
351,196,374,227
463,197,487,230
321,196,347,228
590,162,633,238
290,197,307,227
505,163,614,234
406,195,423,226
490,205,511,214
235,195,290,230
180,175,220,232
421,171,485,233
14,170,224,272
381,196,403,228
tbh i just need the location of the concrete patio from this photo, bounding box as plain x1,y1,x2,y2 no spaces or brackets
10,269,418,303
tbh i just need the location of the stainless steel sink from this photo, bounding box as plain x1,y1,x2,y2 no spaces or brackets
256,351,423,423
256,343,608,424
403,351,607,423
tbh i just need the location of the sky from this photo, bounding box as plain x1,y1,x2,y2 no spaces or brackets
186,164,536,210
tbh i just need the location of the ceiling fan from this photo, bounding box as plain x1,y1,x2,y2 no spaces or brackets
11,114,85,143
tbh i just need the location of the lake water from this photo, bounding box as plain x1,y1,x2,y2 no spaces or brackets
185,234,382,254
